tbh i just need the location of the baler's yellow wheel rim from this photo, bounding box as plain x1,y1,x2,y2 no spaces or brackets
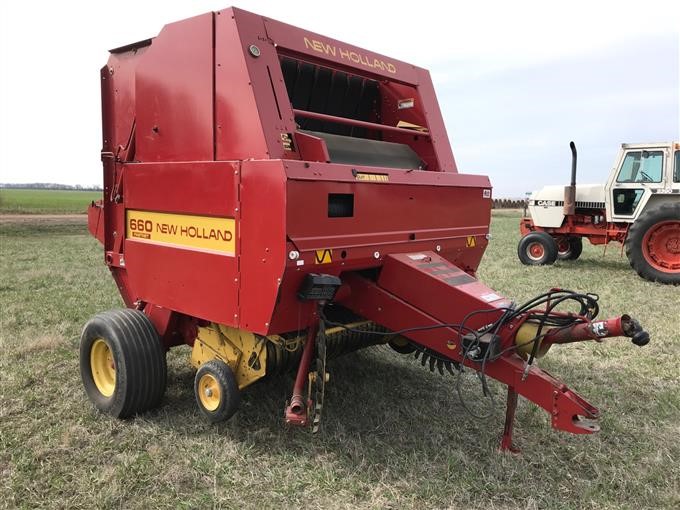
91,338,116,397
198,373,222,411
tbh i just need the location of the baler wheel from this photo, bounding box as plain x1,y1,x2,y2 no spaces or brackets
626,202,680,284
556,237,583,261
194,360,240,423
80,309,167,418
517,232,558,266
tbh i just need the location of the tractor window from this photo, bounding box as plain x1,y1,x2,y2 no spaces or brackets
613,189,644,216
675,150,679,182
616,150,664,183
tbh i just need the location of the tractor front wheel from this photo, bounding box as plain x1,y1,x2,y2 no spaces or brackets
518,232,558,266
556,237,583,261
194,360,241,423
80,309,167,418
626,203,680,284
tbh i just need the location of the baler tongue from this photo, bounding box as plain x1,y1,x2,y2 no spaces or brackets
334,251,648,451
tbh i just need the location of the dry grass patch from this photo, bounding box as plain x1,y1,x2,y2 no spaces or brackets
0,214,678,509
13,333,67,356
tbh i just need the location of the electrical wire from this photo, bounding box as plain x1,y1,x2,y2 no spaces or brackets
319,310,477,338
320,289,599,420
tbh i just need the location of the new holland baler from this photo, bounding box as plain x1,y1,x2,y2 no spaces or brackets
82,7,649,451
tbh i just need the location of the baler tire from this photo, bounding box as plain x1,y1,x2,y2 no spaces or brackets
80,309,167,418
557,237,583,261
625,202,680,284
517,232,558,266
194,360,240,423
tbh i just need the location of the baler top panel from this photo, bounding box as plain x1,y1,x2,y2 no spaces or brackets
104,7,457,173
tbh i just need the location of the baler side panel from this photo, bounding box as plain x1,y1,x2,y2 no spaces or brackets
122,162,240,325
378,69,456,172
103,47,148,161
222,9,299,160
378,81,439,172
259,163,491,334
284,161,490,273
100,66,116,254
286,182,490,248
124,162,237,216
214,10,271,161
238,160,289,334
125,243,238,323
266,263,316,334
135,13,215,162
101,48,146,255
414,67,456,172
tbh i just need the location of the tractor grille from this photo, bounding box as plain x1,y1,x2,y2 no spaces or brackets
575,201,605,209
529,200,605,209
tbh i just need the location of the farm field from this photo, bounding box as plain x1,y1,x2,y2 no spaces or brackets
0,189,101,214
0,211,678,509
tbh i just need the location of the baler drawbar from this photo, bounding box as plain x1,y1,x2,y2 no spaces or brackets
81,7,649,451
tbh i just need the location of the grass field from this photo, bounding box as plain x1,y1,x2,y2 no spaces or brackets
1,212,678,509
0,189,101,214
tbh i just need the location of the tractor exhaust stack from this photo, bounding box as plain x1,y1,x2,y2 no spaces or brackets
563,141,577,215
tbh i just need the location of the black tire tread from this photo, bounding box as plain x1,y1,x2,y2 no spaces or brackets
557,237,583,261
194,360,240,423
80,308,167,418
568,237,583,260
517,231,558,266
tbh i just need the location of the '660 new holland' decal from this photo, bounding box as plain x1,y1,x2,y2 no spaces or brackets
126,210,235,255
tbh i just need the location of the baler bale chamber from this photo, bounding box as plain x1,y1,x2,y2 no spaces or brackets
82,7,649,451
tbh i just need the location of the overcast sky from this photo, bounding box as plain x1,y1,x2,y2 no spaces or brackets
1,0,678,196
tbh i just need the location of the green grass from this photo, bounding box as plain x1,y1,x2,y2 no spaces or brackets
0,213,678,509
0,189,101,214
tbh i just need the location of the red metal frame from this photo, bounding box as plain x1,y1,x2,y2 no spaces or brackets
520,213,629,245
285,319,319,426
336,254,640,443
292,109,431,137
88,7,647,450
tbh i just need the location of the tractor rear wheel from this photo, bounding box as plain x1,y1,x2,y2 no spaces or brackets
556,237,583,261
518,232,558,265
194,360,241,423
80,309,167,418
626,203,680,284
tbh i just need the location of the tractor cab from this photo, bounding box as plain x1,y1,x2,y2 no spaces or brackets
605,142,680,222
